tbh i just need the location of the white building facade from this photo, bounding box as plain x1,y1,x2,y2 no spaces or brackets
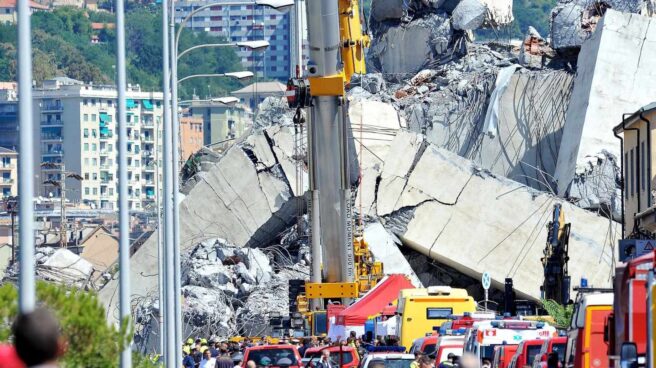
32,78,164,212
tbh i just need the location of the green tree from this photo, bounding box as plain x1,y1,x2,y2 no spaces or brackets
0,282,159,367
541,299,574,329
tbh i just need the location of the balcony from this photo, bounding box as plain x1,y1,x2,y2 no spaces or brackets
42,102,63,112
42,149,63,156
41,135,63,142
0,178,13,185
141,135,154,143
142,151,153,158
143,164,155,172
143,180,155,187
0,163,15,170
100,133,114,140
99,164,112,171
41,120,63,127
100,177,113,184
142,120,154,127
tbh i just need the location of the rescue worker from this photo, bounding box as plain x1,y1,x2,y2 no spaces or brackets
418,356,435,368
183,346,196,368
200,348,217,368
316,349,332,368
437,353,456,368
410,352,424,368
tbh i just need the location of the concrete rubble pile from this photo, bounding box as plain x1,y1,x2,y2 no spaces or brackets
101,0,656,335
550,0,656,53
100,122,305,324
4,247,95,289
368,0,514,76
133,237,309,347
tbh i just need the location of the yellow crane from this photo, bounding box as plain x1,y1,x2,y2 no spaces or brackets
286,0,383,333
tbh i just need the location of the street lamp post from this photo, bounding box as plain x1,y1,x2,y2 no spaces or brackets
176,71,254,84
167,1,290,358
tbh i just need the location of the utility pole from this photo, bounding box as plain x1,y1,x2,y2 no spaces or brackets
115,0,132,362
161,0,176,363
169,0,183,361
17,0,36,314
41,163,82,248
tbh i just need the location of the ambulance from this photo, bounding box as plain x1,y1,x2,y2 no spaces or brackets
463,320,557,361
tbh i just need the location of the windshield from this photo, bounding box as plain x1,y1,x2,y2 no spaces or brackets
314,313,328,335
305,352,354,365
552,344,566,362
366,358,414,368
481,346,497,360
526,345,542,365
247,349,298,367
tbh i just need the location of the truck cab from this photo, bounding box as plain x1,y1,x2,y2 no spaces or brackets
396,286,476,350
493,345,518,368
565,291,612,368
607,252,654,368
510,339,546,368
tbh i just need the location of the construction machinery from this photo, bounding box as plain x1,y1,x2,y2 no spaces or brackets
285,0,384,332
541,204,571,305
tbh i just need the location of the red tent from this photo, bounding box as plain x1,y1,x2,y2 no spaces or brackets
337,274,414,326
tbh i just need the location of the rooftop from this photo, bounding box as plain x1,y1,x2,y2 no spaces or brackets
0,146,17,155
0,0,49,9
613,102,656,133
91,22,116,30
231,81,286,95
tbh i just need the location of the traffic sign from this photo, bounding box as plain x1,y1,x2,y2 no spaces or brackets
482,272,491,290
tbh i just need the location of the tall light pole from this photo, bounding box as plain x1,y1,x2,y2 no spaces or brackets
162,0,176,365
17,0,36,313
115,0,131,362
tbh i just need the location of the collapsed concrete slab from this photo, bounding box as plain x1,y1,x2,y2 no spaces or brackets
554,10,656,195
368,13,453,75
364,221,422,287
551,0,656,52
99,126,303,322
373,131,617,299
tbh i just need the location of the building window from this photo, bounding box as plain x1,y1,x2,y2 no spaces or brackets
630,148,635,197
91,114,97,122
107,100,112,106
93,188,97,195
84,187,89,195
108,144,113,152
92,143,97,151
109,188,114,195
92,173,98,180
84,143,89,151
642,141,646,193
83,114,89,122
84,158,89,165
84,173,89,180
92,129,97,138
83,99,88,106
269,14,276,19
91,99,96,106
83,128,89,138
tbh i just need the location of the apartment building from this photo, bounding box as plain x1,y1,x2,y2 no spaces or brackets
174,0,291,80
180,115,203,163
32,77,164,212
186,99,251,147
0,0,48,24
0,86,17,151
0,147,17,198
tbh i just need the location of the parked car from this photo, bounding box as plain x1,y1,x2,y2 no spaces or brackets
242,344,303,368
304,346,360,368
